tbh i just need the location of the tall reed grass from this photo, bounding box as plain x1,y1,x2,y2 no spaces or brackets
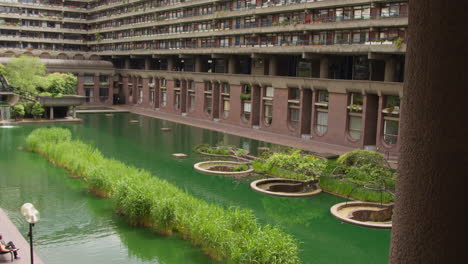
26,128,300,264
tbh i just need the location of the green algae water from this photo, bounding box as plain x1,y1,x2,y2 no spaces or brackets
0,113,390,264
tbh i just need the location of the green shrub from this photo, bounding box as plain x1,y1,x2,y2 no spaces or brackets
262,150,326,180
27,128,300,264
31,103,45,117
337,149,386,168
232,164,249,172
12,104,25,118
193,143,245,156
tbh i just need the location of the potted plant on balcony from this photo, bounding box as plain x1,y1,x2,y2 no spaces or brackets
31,102,45,120
13,104,25,121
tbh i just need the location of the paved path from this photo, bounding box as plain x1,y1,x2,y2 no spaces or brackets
114,105,357,157
0,209,44,264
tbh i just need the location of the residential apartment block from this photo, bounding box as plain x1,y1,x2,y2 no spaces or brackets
0,0,407,155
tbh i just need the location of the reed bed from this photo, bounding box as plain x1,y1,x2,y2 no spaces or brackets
26,128,300,264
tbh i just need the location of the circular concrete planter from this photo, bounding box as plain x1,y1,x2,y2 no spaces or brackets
194,161,253,176
250,178,322,197
330,201,393,229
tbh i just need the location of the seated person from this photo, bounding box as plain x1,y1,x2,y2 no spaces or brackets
0,234,19,259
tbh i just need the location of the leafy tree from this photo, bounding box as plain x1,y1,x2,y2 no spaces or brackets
31,102,45,117
12,104,25,118
4,56,47,94
39,73,77,96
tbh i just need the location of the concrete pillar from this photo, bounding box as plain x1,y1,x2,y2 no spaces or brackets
228,56,237,74
167,57,174,71
390,1,468,263
124,58,130,69
77,74,84,96
384,57,396,82
144,57,151,70
195,56,203,72
72,106,76,119
49,107,54,120
319,57,329,79
269,56,278,76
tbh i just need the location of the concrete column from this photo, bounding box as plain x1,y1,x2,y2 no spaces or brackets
72,106,76,119
228,56,237,74
195,56,203,72
269,56,278,76
124,58,130,69
144,57,151,70
390,1,468,263
49,107,54,120
319,57,329,79
384,57,396,82
77,74,84,96
167,57,175,71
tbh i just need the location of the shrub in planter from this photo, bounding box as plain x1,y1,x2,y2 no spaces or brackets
337,149,386,168
31,103,45,119
12,104,25,120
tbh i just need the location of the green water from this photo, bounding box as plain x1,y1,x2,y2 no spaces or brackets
0,113,390,264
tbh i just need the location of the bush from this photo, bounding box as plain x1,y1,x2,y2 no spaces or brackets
337,149,386,168
27,128,300,264
31,103,45,117
262,150,326,180
12,104,25,118
193,143,245,156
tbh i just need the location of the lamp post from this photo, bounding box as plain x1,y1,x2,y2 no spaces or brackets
20,203,40,264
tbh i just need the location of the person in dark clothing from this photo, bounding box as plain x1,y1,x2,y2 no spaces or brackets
0,234,19,259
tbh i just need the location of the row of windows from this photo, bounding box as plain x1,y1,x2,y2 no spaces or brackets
126,80,400,145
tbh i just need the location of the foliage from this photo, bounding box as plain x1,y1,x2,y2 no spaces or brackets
319,177,394,203
343,164,396,189
2,57,77,97
337,149,386,168
26,128,300,264
12,104,25,117
193,143,246,156
261,150,326,180
40,72,77,96
31,102,45,117
394,37,405,49
240,93,251,101
232,164,249,172
3,56,47,94
94,33,103,42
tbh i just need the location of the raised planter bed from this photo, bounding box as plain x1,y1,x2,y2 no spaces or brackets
330,201,393,229
250,178,322,197
194,161,254,177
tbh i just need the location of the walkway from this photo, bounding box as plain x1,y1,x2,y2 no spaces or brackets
0,209,44,264
113,105,357,157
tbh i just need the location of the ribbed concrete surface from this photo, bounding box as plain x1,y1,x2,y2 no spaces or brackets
0,209,44,264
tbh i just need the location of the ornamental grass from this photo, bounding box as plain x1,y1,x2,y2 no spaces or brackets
26,128,300,264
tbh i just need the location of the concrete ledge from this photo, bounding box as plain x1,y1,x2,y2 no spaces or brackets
0,208,44,264
330,201,392,229
250,178,322,197
1,118,82,125
194,161,254,177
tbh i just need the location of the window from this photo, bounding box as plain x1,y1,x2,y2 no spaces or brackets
265,87,274,98
160,78,167,88
384,119,399,145
223,100,230,118
288,108,298,129
318,90,329,103
149,89,155,105
316,111,328,135
161,88,167,106
204,82,212,114
348,115,362,140
138,88,143,104
175,92,181,109
189,91,196,112
243,102,251,120
264,103,273,125
222,83,230,118
84,75,94,84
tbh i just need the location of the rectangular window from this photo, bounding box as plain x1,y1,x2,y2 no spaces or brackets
265,87,274,97
189,92,196,111
384,119,399,145
243,102,251,120
316,111,328,135
84,75,94,84
223,100,230,117
349,115,362,139
290,108,299,128
161,90,167,106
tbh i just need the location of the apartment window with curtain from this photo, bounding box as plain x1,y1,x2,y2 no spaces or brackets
204,81,212,114
221,82,230,118
348,93,363,140
382,95,400,145
315,90,329,135
241,84,252,121
263,86,274,125
288,88,300,129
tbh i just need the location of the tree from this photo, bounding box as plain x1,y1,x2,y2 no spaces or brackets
43,73,77,96
4,56,47,94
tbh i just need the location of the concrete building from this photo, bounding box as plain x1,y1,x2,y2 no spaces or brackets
0,0,407,155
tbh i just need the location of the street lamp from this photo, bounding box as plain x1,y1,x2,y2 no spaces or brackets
20,203,40,264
